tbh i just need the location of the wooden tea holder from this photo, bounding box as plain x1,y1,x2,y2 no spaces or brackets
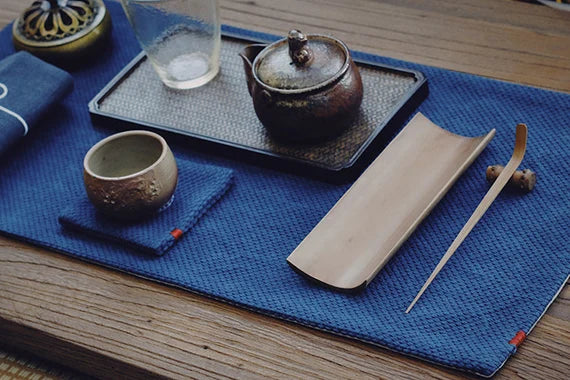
287,113,495,291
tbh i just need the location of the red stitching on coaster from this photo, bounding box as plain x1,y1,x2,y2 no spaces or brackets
170,228,183,240
509,330,526,348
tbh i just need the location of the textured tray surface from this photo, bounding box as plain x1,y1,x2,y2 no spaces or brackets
96,37,418,170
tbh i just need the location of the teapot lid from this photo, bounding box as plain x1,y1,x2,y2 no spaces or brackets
254,30,348,91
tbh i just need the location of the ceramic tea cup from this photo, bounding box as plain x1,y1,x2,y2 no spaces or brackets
83,130,178,220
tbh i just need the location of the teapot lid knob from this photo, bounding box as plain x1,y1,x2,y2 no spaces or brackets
288,30,313,66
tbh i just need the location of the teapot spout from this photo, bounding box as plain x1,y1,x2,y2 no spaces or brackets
239,44,266,96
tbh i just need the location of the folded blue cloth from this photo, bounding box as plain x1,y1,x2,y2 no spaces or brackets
0,51,73,155
59,159,233,255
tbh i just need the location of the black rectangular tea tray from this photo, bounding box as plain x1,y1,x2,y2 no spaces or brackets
89,29,428,182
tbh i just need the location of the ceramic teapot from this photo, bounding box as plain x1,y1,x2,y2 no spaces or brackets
240,30,363,142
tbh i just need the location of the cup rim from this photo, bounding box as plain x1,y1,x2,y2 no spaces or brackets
84,130,169,181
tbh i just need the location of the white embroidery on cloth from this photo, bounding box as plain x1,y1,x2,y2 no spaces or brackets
0,82,29,135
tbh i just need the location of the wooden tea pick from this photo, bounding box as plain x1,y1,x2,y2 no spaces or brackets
406,123,528,313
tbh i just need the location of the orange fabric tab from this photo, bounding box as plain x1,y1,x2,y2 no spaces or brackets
170,228,183,240
509,330,526,348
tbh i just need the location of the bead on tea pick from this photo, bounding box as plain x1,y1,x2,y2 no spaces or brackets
486,165,536,192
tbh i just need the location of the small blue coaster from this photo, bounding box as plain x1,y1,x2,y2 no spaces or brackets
59,159,233,255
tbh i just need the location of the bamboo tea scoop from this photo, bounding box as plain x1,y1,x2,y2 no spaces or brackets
406,123,528,313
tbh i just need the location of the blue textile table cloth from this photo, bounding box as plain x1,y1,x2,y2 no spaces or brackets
0,2,568,377
59,159,234,256
0,51,73,156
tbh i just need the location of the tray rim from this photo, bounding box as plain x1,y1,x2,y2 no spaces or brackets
88,26,428,181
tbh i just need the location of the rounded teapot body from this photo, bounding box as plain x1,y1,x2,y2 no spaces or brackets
239,31,364,143
251,59,363,142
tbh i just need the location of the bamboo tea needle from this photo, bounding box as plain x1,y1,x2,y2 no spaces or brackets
406,124,528,313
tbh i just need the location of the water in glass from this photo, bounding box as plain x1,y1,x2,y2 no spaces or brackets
121,0,220,89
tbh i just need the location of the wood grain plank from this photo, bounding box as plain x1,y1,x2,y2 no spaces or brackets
219,0,570,91
1,0,569,378
334,0,570,34
1,239,473,380
1,239,568,379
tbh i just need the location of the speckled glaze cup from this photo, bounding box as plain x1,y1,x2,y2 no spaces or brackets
83,130,178,220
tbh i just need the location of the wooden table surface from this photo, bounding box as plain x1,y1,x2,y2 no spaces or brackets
1,0,569,378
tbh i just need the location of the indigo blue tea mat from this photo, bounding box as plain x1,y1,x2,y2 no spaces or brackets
0,2,568,377
58,159,234,256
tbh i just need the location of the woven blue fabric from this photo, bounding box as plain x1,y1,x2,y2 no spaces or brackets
0,51,73,155
58,159,233,255
0,2,568,376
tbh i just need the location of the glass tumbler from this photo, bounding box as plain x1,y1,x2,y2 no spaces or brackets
121,0,221,89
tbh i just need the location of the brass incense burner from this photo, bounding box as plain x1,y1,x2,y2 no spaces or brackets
12,0,111,64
